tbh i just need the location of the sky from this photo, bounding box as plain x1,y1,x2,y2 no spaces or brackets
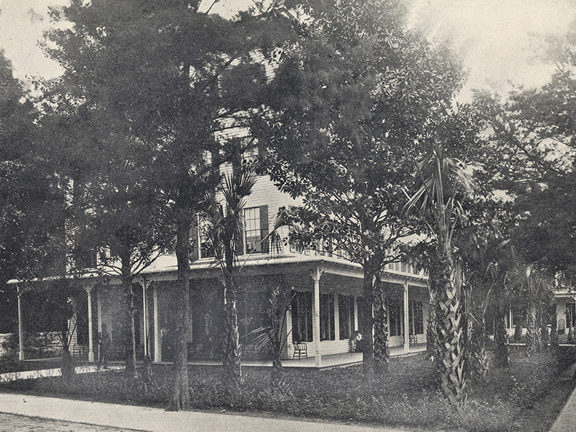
1,0,576,100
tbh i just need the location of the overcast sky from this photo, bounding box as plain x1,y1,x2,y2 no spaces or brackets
1,0,576,100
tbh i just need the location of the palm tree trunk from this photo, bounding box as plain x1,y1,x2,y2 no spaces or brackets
426,292,437,359
432,249,467,405
525,304,538,355
222,246,242,389
271,358,285,392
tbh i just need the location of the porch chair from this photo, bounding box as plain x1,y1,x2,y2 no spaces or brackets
409,334,418,346
293,342,308,359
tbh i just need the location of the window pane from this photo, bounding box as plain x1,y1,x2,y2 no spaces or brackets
245,207,262,253
292,291,312,342
320,293,335,340
339,295,353,339
389,299,402,336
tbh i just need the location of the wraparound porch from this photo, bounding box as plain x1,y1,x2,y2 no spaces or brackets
11,256,429,366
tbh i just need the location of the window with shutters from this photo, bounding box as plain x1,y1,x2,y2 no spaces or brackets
244,206,268,254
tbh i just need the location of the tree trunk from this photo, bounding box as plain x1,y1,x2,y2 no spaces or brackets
431,249,467,405
222,244,242,389
271,358,285,393
493,285,510,368
170,216,191,411
120,256,137,378
60,332,76,383
373,278,389,374
525,304,538,356
61,349,76,383
426,292,438,360
359,266,376,384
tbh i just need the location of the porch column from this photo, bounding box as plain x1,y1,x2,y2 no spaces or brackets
309,268,324,368
153,285,161,362
85,284,95,362
17,285,24,361
403,281,410,352
334,294,340,342
142,277,149,358
97,288,102,361
353,296,359,332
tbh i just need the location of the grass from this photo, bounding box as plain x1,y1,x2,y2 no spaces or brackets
1,347,574,432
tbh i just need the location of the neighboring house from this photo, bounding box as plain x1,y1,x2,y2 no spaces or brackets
11,172,428,367
501,282,576,341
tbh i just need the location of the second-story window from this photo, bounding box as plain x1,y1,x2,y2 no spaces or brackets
244,206,268,254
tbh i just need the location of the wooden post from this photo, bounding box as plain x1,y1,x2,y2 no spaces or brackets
310,268,324,368
334,294,340,342
403,281,410,352
153,285,161,362
97,288,102,361
85,284,94,362
17,285,24,361
142,277,149,357
353,296,359,332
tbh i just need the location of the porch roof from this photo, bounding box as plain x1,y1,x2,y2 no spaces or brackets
8,253,427,289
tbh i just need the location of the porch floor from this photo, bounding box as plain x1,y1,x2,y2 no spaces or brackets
180,343,427,369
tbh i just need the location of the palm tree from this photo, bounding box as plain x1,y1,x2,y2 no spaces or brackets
248,285,294,392
206,146,256,389
405,139,473,405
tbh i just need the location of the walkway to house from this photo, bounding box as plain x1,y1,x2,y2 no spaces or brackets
0,392,423,432
549,363,576,432
0,364,125,383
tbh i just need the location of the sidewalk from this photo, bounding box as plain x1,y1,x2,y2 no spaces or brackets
0,392,417,432
549,364,576,432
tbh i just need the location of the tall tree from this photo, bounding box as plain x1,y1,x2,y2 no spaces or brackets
454,204,514,376
405,108,476,405
44,0,293,409
73,138,170,377
256,0,464,380
205,141,257,389
0,51,63,329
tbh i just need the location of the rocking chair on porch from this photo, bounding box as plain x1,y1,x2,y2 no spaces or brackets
293,343,308,359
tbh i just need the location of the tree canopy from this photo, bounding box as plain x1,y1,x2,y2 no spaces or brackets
256,0,467,379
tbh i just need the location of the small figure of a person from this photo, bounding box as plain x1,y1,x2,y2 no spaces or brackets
97,324,111,370
352,331,363,352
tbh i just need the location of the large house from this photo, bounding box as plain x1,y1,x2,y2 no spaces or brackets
12,171,429,367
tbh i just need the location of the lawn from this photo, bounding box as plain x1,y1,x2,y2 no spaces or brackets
1,347,574,432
